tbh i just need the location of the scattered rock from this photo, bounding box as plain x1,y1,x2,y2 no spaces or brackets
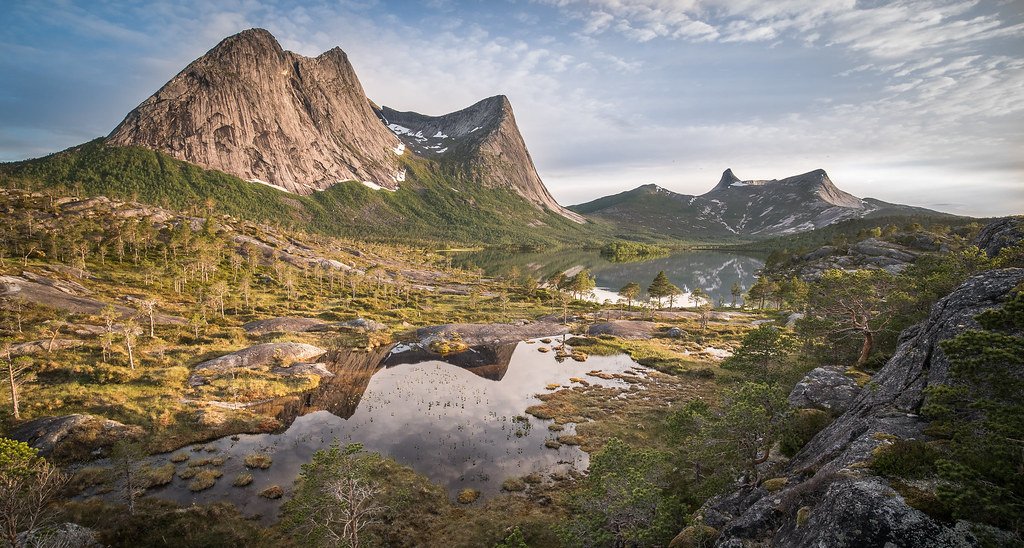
787,366,861,413
666,327,684,338
10,414,144,461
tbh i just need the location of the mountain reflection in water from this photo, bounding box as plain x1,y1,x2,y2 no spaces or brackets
141,338,643,522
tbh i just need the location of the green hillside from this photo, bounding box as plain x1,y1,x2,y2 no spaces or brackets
0,140,609,247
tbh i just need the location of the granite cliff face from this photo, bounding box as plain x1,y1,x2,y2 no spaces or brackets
107,28,404,194
572,168,951,240
378,96,585,223
697,266,1024,547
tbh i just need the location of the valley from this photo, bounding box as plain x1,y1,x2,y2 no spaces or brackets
1,22,1022,548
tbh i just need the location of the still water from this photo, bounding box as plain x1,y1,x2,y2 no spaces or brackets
140,339,644,520
449,248,765,306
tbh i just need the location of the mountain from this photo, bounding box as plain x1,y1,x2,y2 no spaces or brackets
377,97,584,223
2,29,595,245
571,168,953,241
107,28,404,194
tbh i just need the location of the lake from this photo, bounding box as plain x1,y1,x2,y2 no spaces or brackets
134,338,645,521
448,248,766,306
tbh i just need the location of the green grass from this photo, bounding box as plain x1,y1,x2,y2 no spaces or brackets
0,140,610,247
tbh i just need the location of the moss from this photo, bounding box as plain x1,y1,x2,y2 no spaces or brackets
232,473,254,487
891,480,952,522
668,524,719,548
557,435,582,446
525,406,556,420
143,463,176,488
188,469,223,492
244,453,273,469
544,439,562,449
796,506,812,527
501,478,527,492
761,477,788,492
68,466,113,493
457,488,480,504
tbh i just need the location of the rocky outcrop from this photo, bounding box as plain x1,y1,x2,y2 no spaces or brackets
587,320,658,339
242,317,330,336
699,268,1024,546
189,342,327,386
973,216,1023,257
7,338,84,356
0,274,184,323
379,96,584,223
787,366,861,413
10,414,144,460
107,28,404,194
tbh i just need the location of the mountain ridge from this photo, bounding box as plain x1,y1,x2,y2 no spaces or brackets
572,168,955,241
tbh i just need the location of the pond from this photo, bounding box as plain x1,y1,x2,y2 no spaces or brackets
135,338,645,522
447,248,765,307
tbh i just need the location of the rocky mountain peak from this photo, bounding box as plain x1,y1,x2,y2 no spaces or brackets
106,28,404,194
712,168,743,190
379,95,584,223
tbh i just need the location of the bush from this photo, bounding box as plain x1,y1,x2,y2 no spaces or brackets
780,409,832,457
870,439,938,479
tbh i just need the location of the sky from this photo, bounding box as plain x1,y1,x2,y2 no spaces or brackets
1,0,1022,217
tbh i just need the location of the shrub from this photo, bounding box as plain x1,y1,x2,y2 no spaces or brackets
870,439,938,479
780,409,832,457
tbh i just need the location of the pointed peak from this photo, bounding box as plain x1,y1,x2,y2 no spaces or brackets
720,168,740,185
710,168,744,191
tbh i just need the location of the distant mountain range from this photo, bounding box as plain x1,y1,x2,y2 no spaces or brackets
572,168,954,241
1,28,958,244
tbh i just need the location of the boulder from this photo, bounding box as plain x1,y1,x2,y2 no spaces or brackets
972,216,1023,257
10,414,144,460
190,342,327,386
339,317,387,332
773,477,975,547
243,317,329,336
787,366,860,413
416,321,570,347
587,320,658,339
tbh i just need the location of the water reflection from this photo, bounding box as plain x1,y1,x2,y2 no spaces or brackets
140,339,643,521
449,248,765,306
